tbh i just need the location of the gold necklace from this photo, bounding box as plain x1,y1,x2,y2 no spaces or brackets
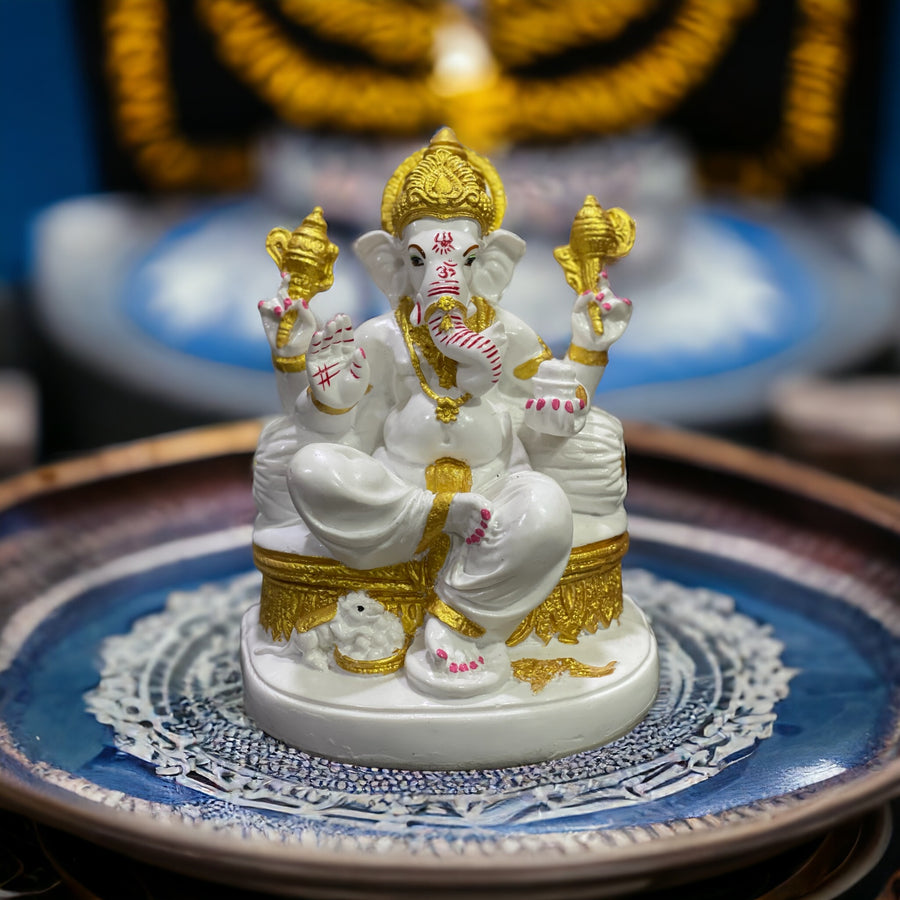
395,298,472,424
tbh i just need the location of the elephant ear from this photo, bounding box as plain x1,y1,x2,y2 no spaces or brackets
354,230,408,306
470,229,526,303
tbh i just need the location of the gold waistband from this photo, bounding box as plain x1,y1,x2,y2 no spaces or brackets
254,531,628,647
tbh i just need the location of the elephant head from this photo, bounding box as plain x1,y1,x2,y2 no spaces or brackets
354,216,525,396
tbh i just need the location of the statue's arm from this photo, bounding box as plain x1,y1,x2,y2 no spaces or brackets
566,271,632,398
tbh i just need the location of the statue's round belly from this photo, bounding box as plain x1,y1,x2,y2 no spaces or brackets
382,394,510,471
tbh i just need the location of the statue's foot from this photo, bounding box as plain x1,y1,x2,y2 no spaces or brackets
405,616,511,699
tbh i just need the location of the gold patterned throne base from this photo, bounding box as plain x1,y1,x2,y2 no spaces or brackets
253,532,629,669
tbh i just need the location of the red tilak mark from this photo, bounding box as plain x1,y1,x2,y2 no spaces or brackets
459,663,469,672
602,303,612,311
552,398,560,410
436,648,448,660
449,662,459,673
565,400,574,413
432,232,455,254
481,509,491,521
536,398,546,411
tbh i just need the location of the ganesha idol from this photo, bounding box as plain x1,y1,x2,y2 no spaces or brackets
242,129,658,769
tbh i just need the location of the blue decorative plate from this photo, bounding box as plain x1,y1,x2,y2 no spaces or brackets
0,423,898,897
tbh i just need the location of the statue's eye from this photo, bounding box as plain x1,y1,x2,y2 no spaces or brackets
465,256,476,266
410,255,424,267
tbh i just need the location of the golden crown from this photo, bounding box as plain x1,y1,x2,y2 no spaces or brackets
381,128,506,237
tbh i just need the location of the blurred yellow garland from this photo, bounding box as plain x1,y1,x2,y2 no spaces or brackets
103,0,853,194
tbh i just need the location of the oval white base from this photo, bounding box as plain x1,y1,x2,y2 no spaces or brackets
241,596,659,770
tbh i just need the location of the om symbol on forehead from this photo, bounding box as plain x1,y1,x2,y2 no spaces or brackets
433,232,455,254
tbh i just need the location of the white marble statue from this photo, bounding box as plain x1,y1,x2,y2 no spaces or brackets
243,129,658,768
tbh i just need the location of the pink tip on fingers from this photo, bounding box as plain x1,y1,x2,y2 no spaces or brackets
481,509,491,521
552,398,560,410
602,302,612,311
449,663,458,673
525,398,534,409
579,397,586,409
536,398,546,411
284,298,292,308
624,298,632,305
565,400,574,413
436,648,448,660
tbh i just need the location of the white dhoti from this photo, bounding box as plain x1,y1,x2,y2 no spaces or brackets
288,444,573,641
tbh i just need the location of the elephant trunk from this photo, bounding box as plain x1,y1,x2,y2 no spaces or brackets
425,297,501,397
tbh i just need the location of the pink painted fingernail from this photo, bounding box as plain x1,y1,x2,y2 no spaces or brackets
579,398,586,409
472,535,481,543
552,398,560,410
475,528,484,537
525,398,534,409
597,291,605,300
601,270,608,278
602,302,612,311
459,663,469,672
470,661,478,670
449,662,458,673
466,537,473,544
481,509,491,521
274,306,282,316
624,298,632,305
481,520,489,529
436,648,448,659
302,299,309,309
565,400,574,413
536,398,546,411
284,298,292,308
479,656,485,664
257,300,264,308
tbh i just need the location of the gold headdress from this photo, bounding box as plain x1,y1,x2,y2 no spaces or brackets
381,127,506,237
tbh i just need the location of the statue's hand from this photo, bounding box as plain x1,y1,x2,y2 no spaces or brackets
305,314,370,413
258,277,318,357
571,279,632,353
523,358,587,437
445,493,493,547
